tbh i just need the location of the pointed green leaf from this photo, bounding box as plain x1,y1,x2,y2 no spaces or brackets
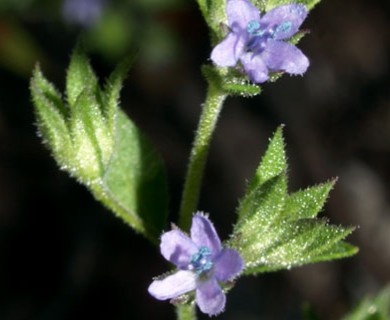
290,29,310,46
103,57,133,132
283,179,336,220
75,88,112,165
297,222,355,260
30,71,73,167
237,174,287,222
202,65,261,97
31,49,168,242
68,90,107,181
231,128,357,274
101,110,168,239
343,286,390,320
308,241,358,264
247,126,286,194
32,65,67,117
240,219,355,274
31,48,168,242
222,75,261,97
66,45,99,107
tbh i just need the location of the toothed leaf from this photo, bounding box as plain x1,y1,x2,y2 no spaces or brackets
247,126,286,195
230,128,357,274
31,67,73,167
31,48,168,242
103,57,133,132
66,45,99,107
240,219,355,274
283,180,335,220
237,174,287,222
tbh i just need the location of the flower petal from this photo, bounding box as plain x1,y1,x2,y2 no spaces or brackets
148,270,196,300
262,40,309,74
160,230,198,268
190,213,221,256
261,4,307,40
214,248,244,282
240,52,269,83
227,0,260,30
211,32,245,67
196,278,226,316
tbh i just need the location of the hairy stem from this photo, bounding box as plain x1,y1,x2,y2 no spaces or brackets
176,304,197,320
178,81,227,231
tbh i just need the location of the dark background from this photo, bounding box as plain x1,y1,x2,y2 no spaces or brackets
0,0,389,319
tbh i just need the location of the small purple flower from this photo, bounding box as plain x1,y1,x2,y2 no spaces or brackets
148,213,244,316
62,0,105,27
211,0,309,83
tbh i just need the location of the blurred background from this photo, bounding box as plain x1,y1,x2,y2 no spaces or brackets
0,0,389,319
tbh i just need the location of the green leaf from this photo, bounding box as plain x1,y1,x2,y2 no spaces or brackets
265,0,321,11
290,29,310,46
100,110,168,239
66,44,99,107
202,65,261,97
240,219,355,274
103,57,133,132
283,180,336,220
343,286,390,320
309,241,358,264
221,74,261,97
204,0,227,42
230,128,357,274
247,126,286,193
235,126,288,237
30,67,73,167
32,65,67,117
237,174,287,222
68,89,107,181
31,47,168,242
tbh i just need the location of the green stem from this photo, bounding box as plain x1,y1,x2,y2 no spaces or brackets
178,81,227,231
176,304,196,320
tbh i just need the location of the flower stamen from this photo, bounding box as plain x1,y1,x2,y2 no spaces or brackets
189,246,213,275
274,21,292,37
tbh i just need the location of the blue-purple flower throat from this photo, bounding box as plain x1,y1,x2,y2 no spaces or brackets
247,20,292,52
189,246,213,275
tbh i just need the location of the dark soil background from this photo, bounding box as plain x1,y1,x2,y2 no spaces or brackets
0,0,389,319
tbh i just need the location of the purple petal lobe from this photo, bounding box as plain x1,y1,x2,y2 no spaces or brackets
227,0,260,30
63,0,104,27
160,230,198,268
261,4,307,40
148,270,196,300
240,52,269,83
196,278,226,316
262,40,309,74
211,33,245,67
214,248,244,282
191,213,221,256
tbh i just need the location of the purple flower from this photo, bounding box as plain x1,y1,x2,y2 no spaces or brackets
148,213,244,316
62,0,105,27
211,0,309,83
